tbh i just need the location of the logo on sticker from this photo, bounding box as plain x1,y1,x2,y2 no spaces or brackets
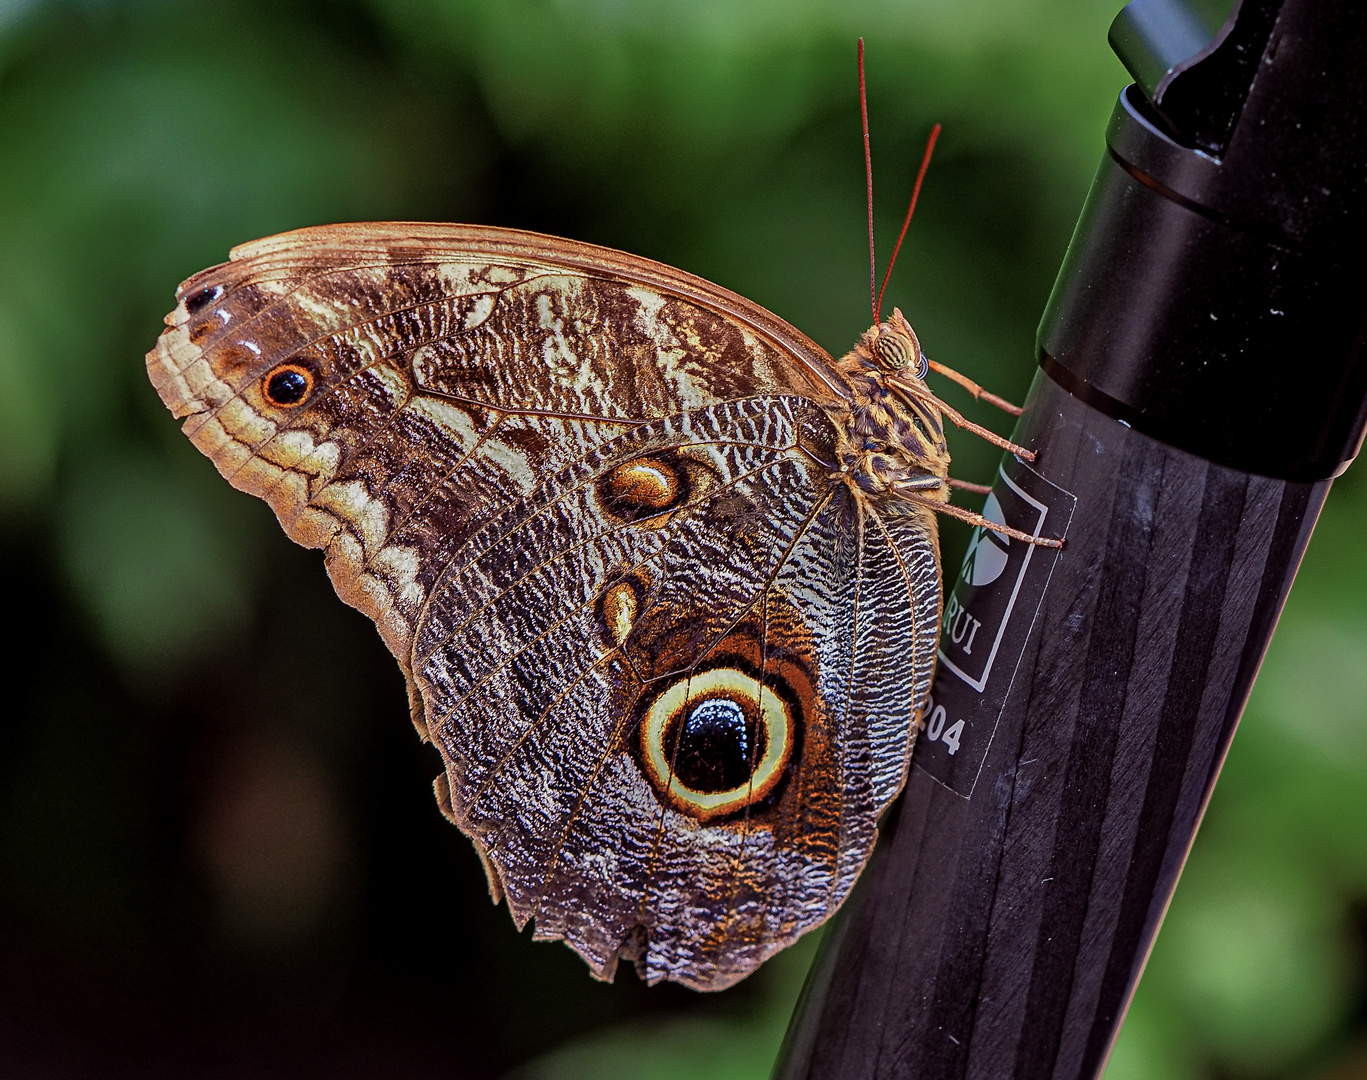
960,493,1010,587
938,471,1050,693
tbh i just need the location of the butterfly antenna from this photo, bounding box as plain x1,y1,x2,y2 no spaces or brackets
858,47,1030,457
859,39,878,324
875,123,941,324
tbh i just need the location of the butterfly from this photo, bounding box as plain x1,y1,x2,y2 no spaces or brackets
146,218,1055,990
144,39,1067,986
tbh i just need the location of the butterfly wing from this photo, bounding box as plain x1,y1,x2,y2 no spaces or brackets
149,223,841,657
148,223,940,989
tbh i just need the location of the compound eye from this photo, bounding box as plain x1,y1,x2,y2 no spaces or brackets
262,363,314,408
873,331,910,370
874,330,929,381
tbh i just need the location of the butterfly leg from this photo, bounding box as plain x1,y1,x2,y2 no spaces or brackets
888,375,1037,462
926,359,1024,416
947,478,992,495
902,491,1064,548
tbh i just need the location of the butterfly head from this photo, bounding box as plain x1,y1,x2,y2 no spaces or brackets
865,308,928,382
832,311,950,505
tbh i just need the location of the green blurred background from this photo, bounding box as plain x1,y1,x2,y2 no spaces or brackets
1,0,1364,1076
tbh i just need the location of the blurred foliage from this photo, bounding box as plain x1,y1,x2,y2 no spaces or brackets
0,0,1362,1077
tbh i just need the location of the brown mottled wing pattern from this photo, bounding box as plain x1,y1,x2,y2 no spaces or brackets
147,222,940,990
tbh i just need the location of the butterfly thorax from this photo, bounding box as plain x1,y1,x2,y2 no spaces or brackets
829,310,950,507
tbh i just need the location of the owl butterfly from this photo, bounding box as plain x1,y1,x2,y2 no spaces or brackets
147,104,1058,992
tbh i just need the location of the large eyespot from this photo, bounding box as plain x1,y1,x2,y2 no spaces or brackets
640,668,793,820
262,363,314,408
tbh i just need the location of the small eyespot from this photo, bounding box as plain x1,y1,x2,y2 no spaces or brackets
185,283,225,315
263,363,314,408
609,459,677,509
600,578,644,648
598,456,687,522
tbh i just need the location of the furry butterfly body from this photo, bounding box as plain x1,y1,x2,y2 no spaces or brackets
148,222,973,990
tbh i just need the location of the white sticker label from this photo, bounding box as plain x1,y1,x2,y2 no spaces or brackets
914,458,1074,798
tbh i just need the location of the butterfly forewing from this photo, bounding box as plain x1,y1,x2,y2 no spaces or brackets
147,222,941,990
